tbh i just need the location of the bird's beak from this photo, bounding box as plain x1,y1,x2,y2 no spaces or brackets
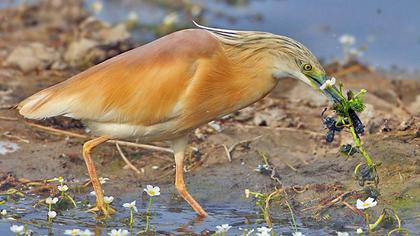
307,74,344,104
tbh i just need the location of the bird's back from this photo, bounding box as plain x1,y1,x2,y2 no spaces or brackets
19,29,220,124
19,28,278,140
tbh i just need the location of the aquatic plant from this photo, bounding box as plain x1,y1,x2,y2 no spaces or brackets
45,197,58,223
49,177,77,208
108,229,129,236
240,228,254,236
356,197,377,210
144,185,160,232
323,83,409,234
291,232,305,236
79,229,94,236
90,1,103,14
338,34,364,63
321,84,378,186
47,210,56,221
122,200,138,227
99,177,110,184
256,226,272,236
336,232,349,236
215,224,232,235
104,196,114,204
10,224,24,236
64,229,81,235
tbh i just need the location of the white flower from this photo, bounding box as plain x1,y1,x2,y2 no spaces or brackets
48,211,57,219
245,189,250,198
108,229,129,236
53,177,65,183
104,196,114,204
99,177,110,184
80,229,94,236
127,11,138,22
123,200,138,212
215,224,232,233
144,185,161,197
90,190,104,196
162,12,179,26
320,77,336,90
339,34,356,46
46,197,59,205
91,1,103,13
58,185,69,192
64,229,81,235
1,209,6,216
349,48,363,57
244,229,255,236
356,228,363,234
356,197,377,210
292,232,305,236
10,225,24,234
256,226,272,236
337,232,349,236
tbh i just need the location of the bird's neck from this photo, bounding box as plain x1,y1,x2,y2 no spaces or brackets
217,43,279,109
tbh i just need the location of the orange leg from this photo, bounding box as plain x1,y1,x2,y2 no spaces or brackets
82,136,116,216
172,137,208,217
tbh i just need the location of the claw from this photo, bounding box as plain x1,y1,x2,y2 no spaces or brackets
87,204,116,217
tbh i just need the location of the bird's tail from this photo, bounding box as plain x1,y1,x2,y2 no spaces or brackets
17,87,71,120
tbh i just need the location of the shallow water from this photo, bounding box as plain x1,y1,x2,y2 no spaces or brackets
0,141,19,155
1,187,419,235
0,195,353,235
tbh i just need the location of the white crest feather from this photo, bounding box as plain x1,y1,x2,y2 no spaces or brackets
192,20,241,38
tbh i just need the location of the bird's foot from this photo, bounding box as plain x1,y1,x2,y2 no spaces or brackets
87,203,116,217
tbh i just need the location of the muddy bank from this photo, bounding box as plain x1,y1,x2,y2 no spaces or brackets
0,0,419,235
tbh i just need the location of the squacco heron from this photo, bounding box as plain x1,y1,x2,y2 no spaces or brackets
18,22,341,217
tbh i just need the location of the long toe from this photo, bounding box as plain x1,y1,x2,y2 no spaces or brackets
87,204,116,217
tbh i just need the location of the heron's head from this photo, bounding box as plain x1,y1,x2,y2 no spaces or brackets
193,22,343,103
269,35,343,103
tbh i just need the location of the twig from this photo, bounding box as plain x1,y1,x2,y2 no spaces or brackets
283,160,298,172
222,144,231,162
223,135,262,162
2,132,30,143
25,122,173,154
116,143,141,175
0,116,18,121
264,188,283,227
342,200,364,217
312,190,356,214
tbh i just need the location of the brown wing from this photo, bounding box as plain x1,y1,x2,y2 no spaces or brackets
18,29,223,126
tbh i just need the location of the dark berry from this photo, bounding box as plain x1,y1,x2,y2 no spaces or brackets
325,130,335,143
348,108,365,134
323,116,343,132
323,117,336,128
340,144,357,155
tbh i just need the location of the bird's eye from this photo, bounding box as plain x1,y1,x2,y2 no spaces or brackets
303,64,312,71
